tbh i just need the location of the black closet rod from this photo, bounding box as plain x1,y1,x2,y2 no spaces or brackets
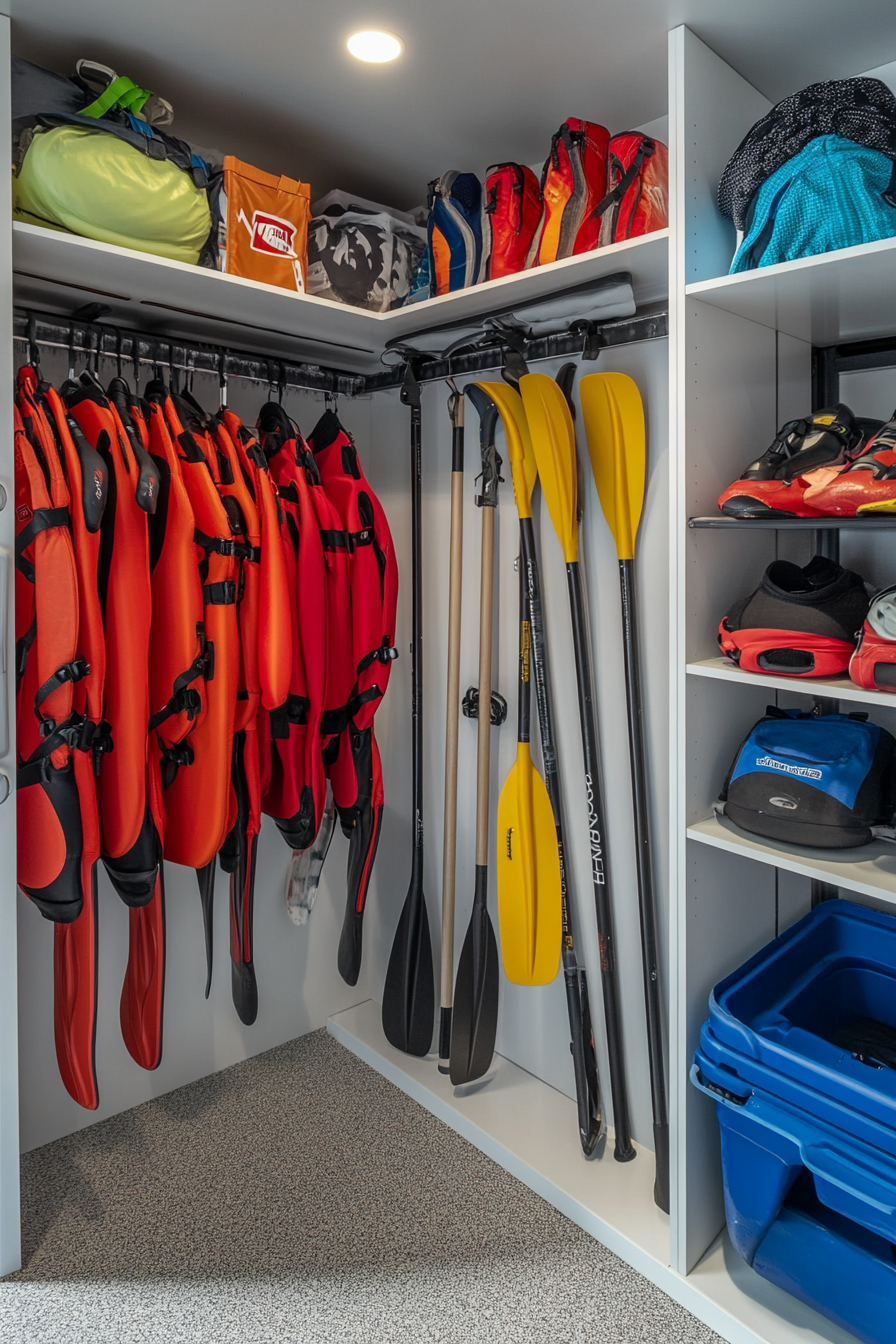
13,304,668,400
13,307,367,398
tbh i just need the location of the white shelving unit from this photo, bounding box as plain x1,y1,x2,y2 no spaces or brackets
7,18,896,1344
671,22,896,1344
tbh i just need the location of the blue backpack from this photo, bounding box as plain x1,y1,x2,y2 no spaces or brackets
426,171,483,294
730,134,896,273
717,708,896,848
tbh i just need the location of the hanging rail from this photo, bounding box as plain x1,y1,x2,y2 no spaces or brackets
14,304,669,399
13,307,367,398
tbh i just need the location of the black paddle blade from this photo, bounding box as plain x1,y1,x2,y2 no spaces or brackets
450,899,499,1086
382,877,434,1056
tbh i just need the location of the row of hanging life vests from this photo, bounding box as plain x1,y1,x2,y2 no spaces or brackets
14,363,398,1110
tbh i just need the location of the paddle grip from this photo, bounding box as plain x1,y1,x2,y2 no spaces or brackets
566,561,635,1162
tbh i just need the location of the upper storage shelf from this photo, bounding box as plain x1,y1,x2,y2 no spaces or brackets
13,222,669,374
686,236,896,346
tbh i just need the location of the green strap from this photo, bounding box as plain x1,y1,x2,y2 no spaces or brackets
80,75,151,120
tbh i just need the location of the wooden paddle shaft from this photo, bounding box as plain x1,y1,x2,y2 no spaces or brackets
475,505,496,869
440,464,464,1016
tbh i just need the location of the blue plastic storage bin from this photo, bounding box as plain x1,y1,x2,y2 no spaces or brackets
692,900,896,1344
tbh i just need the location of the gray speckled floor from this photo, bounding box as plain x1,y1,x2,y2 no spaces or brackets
2,1030,722,1344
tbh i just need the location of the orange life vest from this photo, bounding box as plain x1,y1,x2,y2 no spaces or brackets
154,387,240,993
15,369,101,1108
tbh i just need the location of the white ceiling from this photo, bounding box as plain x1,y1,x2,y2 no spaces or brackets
10,0,896,210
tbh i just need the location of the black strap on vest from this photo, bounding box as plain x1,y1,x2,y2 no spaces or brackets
269,693,310,740
15,506,70,582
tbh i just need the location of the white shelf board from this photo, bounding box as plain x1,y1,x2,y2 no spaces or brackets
686,236,896,345
12,221,384,373
687,656,896,709
688,812,896,905
329,999,858,1344
12,222,668,375
382,228,669,343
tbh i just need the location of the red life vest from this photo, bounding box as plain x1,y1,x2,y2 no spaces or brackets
209,405,267,1024
307,411,398,985
256,402,329,851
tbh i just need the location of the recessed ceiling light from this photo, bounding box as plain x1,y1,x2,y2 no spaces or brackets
347,30,403,63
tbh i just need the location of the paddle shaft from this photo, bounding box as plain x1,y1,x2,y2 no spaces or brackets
566,560,635,1162
439,404,464,1072
475,506,496,872
410,401,424,890
619,557,669,1207
516,553,531,746
520,518,602,1155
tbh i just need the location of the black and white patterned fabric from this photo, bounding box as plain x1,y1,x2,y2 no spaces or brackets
719,78,896,230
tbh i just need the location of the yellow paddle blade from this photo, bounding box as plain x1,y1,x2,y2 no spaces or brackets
519,373,579,563
857,498,896,514
580,372,646,561
496,744,562,986
476,382,537,520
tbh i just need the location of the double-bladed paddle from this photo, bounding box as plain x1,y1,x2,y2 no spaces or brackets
449,386,501,1086
479,380,602,1154
580,371,669,1210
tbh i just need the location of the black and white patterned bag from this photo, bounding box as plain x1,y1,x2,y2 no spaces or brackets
305,190,426,313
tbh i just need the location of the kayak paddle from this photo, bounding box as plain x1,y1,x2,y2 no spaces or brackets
478,382,561,986
519,370,635,1162
438,379,464,1073
449,386,501,1086
382,363,434,1056
581,370,669,1210
480,380,602,1154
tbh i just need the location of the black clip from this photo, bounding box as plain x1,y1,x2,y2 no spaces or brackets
462,687,508,725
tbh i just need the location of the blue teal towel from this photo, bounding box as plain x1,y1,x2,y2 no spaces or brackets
730,133,896,272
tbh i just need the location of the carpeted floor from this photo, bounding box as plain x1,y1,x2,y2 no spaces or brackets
1,1030,723,1344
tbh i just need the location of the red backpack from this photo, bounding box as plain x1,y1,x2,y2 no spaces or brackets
480,163,542,281
596,134,668,244
534,119,610,264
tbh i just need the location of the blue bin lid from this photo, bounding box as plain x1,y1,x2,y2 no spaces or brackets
706,900,896,1136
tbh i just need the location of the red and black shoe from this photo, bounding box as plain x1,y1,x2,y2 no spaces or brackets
719,554,870,678
803,414,896,515
851,585,896,691
717,405,875,518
